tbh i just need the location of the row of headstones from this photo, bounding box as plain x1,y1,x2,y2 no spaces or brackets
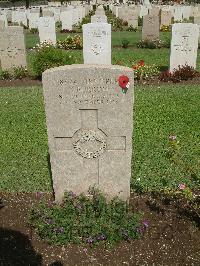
0,4,91,29
112,5,200,28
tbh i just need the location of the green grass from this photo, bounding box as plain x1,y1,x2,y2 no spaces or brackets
0,87,51,191
0,85,199,192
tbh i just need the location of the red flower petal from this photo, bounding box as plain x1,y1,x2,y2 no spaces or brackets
118,75,129,89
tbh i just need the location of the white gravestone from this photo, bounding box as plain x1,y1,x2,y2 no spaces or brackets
0,26,27,70
91,15,107,23
42,64,134,202
170,23,199,72
38,17,56,45
83,23,111,65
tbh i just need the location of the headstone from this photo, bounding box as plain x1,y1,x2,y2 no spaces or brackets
0,26,27,70
170,23,199,72
194,16,200,25
0,20,5,29
142,13,159,40
61,10,73,30
160,10,172,27
42,64,134,202
173,6,183,22
29,10,40,29
38,17,56,45
91,14,107,23
83,23,111,65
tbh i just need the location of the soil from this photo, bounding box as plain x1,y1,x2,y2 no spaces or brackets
0,78,41,88
0,75,200,89
0,192,199,266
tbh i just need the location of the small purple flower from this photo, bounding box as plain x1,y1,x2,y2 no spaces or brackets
178,183,186,190
47,200,56,208
97,234,106,241
169,134,176,141
68,191,77,198
142,219,149,228
45,218,54,225
53,227,64,234
35,192,43,200
86,237,94,244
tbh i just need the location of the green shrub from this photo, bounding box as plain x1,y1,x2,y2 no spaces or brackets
121,38,130,48
57,35,83,50
13,66,28,79
0,69,11,80
29,188,143,247
132,60,160,80
138,16,143,26
137,39,164,49
31,42,74,78
30,28,38,34
126,25,138,32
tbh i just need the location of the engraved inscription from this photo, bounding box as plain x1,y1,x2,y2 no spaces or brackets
73,129,107,159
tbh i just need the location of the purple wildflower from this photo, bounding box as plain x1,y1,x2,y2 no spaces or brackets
142,219,149,228
53,227,64,234
86,237,94,244
68,191,77,198
45,218,54,225
35,192,43,200
47,200,56,208
97,234,107,241
178,183,186,190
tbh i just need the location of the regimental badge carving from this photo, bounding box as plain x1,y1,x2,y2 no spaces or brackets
72,129,107,159
91,44,103,55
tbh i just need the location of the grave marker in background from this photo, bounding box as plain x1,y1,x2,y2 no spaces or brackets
170,23,199,72
0,26,27,70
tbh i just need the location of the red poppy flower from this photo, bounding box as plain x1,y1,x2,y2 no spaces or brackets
118,75,130,89
138,60,145,67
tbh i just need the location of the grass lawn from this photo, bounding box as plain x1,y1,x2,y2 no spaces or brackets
0,84,199,193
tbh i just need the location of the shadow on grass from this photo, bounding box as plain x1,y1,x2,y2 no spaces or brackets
47,153,55,199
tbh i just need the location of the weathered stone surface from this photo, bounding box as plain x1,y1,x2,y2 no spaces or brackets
142,13,159,40
38,17,56,45
42,64,134,202
91,14,107,23
0,26,27,70
160,10,172,27
83,22,111,65
170,23,199,72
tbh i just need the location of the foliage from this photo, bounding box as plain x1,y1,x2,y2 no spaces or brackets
126,25,138,32
29,188,143,247
0,69,10,80
60,29,76,33
30,28,38,34
132,60,159,80
57,35,83,50
31,41,74,78
109,17,123,31
160,25,171,32
159,65,199,83
121,38,130,49
138,16,143,26
137,39,165,49
13,66,28,79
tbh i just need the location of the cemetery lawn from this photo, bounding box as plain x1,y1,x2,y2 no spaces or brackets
0,85,199,265
0,84,199,193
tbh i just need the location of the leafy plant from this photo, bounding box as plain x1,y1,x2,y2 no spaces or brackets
159,65,199,83
132,60,159,80
137,39,165,49
30,28,38,34
13,66,28,79
29,188,143,247
121,38,130,49
57,35,83,50
160,25,171,32
31,41,74,78
0,69,11,80
126,25,138,32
